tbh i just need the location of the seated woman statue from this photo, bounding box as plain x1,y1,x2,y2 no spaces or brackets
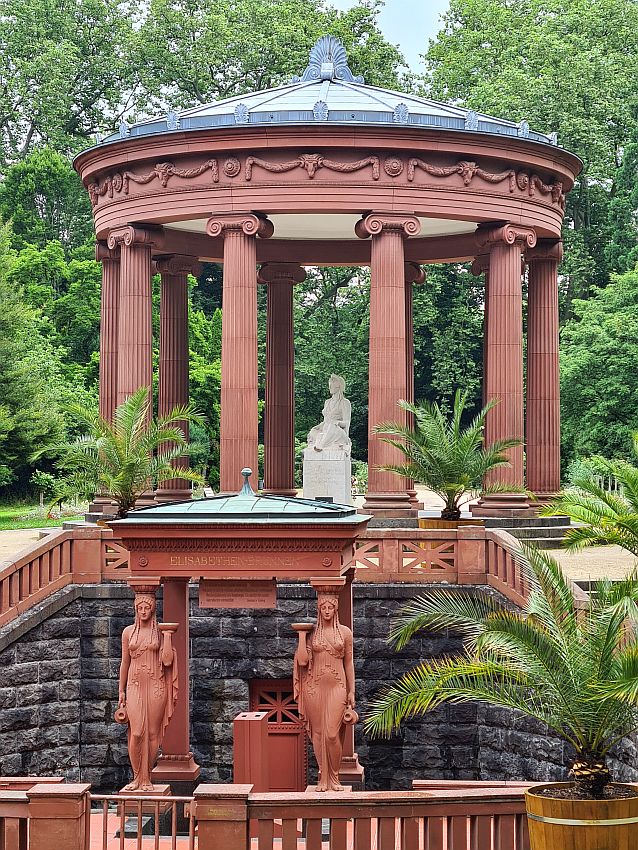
307,374,352,454
116,591,178,792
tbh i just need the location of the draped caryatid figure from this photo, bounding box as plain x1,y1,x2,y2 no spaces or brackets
293,589,357,791
116,590,178,791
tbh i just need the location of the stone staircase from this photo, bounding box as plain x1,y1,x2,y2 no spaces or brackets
483,515,571,550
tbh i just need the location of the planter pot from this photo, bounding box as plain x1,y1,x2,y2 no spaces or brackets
417,517,484,529
525,782,638,850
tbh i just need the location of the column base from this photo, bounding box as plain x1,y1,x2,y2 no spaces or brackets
152,752,201,784
471,492,534,518
134,490,157,508
407,489,424,511
89,495,114,514
154,487,192,504
362,491,416,518
261,488,298,497
530,491,558,508
339,754,365,790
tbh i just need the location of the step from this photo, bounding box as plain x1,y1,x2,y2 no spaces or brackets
505,525,571,540
483,515,569,529
520,537,566,550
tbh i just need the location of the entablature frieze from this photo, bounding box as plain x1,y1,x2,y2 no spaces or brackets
85,149,568,219
124,537,345,553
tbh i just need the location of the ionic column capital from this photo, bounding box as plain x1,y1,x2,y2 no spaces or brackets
476,223,537,250
95,241,120,262
107,225,164,250
355,213,421,239
154,254,202,277
526,239,564,264
258,263,306,285
206,213,274,239
471,253,490,276
404,262,425,285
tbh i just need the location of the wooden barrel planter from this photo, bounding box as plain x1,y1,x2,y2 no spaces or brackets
526,783,638,849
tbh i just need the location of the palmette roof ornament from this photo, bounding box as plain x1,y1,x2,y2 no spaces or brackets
292,35,364,83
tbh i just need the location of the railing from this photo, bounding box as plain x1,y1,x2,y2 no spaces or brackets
239,786,530,850
0,527,129,629
90,793,196,850
485,529,529,607
0,777,63,850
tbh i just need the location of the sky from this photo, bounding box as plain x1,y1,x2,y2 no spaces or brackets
329,0,450,73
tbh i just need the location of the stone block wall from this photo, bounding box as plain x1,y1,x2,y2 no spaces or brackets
0,581,636,791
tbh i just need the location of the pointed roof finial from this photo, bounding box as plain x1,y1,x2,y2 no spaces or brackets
240,467,255,496
292,36,364,84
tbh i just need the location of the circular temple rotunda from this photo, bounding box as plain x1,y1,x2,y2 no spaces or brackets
74,36,582,517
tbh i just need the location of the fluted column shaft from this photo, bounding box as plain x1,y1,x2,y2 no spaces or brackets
356,214,421,515
97,244,120,424
527,244,562,499
108,228,154,406
405,263,425,510
472,225,536,516
261,263,305,495
207,214,273,492
156,256,200,502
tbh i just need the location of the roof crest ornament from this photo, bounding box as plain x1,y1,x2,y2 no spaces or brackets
240,467,256,497
292,35,364,84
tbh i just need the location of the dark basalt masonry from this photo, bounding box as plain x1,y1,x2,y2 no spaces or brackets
0,582,636,791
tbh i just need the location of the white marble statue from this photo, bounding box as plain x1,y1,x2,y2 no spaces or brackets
307,375,352,455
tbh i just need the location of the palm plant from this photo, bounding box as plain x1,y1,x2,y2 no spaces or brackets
50,387,204,517
373,390,521,520
544,440,638,555
365,545,638,799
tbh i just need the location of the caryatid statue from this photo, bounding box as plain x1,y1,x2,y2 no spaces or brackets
307,374,352,454
293,588,358,791
116,588,178,791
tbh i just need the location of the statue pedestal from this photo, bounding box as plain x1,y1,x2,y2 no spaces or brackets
302,449,352,505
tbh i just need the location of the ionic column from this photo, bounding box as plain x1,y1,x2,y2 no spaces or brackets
405,262,425,511
259,263,306,496
526,241,563,501
108,226,155,406
356,213,421,515
155,255,202,504
91,242,120,515
207,214,273,492
472,224,536,517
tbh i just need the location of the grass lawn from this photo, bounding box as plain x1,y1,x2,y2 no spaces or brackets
0,503,84,531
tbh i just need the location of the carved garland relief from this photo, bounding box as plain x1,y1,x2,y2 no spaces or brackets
88,152,565,211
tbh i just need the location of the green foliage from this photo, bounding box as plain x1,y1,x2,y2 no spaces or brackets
51,387,205,516
365,545,638,797
0,221,69,494
134,0,408,110
560,268,638,463
0,0,137,164
0,147,93,251
373,390,520,519
545,438,638,556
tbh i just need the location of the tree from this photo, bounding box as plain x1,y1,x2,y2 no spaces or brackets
52,387,204,517
365,545,638,799
0,221,69,494
134,0,409,111
0,0,137,165
560,268,638,464
0,147,93,251
423,0,638,312
373,390,520,520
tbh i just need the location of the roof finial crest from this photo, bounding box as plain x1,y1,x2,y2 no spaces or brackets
240,467,256,496
292,36,364,84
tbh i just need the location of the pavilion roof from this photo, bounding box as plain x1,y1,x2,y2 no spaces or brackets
96,36,557,149
112,469,370,526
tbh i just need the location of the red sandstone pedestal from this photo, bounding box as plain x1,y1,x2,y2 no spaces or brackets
118,783,172,814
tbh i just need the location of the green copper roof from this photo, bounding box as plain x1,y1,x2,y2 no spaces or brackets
112,469,370,526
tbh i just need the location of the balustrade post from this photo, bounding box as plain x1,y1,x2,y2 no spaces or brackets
27,783,91,850
193,784,252,850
